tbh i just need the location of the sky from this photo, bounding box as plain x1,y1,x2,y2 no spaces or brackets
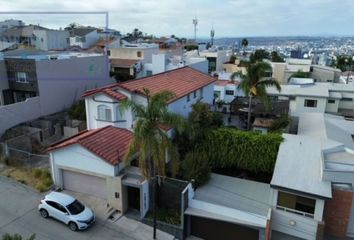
1,0,354,38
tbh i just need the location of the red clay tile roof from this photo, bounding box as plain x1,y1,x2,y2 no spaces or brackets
47,126,133,165
82,67,215,103
118,67,216,102
110,59,139,68
82,85,127,101
214,80,240,86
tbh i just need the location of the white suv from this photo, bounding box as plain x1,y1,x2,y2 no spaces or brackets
38,191,95,231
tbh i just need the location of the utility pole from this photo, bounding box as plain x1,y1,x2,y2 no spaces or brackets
192,18,198,43
210,27,215,46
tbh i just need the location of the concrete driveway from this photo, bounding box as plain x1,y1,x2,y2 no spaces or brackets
0,176,174,240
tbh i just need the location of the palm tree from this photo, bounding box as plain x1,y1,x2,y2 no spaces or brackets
241,38,248,55
231,62,281,130
120,89,184,239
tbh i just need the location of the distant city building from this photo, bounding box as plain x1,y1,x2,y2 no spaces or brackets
0,19,24,33
68,28,99,49
33,29,70,51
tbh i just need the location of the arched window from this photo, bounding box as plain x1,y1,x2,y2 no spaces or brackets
97,105,112,121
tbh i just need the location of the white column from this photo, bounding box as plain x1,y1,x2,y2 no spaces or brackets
314,199,325,221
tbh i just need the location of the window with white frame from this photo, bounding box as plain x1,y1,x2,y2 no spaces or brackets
200,88,204,99
187,94,190,102
193,91,197,98
16,72,28,83
97,105,112,121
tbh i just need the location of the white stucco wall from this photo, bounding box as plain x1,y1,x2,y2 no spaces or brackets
50,144,117,186
69,30,99,49
292,97,327,116
189,60,208,74
325,99,339,113
34,30,70,51
168,84,214,118
86,92,131,130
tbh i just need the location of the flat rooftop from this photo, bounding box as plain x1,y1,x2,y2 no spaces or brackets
194,173,271,216
3,49,103,61
271,134,333,199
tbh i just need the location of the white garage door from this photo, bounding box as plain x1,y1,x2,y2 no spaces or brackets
62,170,107,199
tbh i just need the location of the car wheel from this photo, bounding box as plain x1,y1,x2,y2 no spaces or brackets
40,209,48,218
69,222,78,231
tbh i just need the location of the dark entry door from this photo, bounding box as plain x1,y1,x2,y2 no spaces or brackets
127,186,140,211
190,216,259,240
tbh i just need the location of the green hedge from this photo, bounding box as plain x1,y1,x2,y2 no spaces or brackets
201,128,283,173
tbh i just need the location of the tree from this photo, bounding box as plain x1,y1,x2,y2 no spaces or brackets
334,55,354,72
229,55,237,63
182,151,211,188
120,89,184,239
234,62,281,130
250,49,270,63
2,233,36,240
271,51,285,63
241,38,248,55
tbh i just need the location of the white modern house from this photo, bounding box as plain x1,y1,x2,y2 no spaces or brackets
142,53,208,77
267,81,354,117
270,112,354,239
83,66,215,130
34,29,70,51
69,28,99,49
199,46,231,74
48,66,216,219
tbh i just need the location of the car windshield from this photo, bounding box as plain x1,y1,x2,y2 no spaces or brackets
66,200,85,215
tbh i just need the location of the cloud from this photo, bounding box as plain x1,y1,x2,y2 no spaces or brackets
0,0,353,37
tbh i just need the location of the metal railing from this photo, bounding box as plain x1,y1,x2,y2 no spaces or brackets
276,205,314,218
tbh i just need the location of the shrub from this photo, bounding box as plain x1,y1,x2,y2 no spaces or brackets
269,115,290,133
33,169,42,179
202,128,283,173
182,151,211,188
41,169,52,179
68,101,86,121
2,233,36,240
36,182,47,193
43,178,53,188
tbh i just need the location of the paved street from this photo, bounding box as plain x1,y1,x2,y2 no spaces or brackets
0,176,174,240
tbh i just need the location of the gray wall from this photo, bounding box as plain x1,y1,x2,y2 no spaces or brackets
36,55,114,115
0,60,8,105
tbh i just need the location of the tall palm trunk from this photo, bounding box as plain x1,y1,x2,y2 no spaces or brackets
151,158,157,239
247,95,253,130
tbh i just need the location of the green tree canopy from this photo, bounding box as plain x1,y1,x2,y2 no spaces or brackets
271,51,285,62
121,89,185,178
250,49,270,63
237,62,281,129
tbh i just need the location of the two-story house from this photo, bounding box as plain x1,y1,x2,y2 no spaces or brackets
47,67,216,219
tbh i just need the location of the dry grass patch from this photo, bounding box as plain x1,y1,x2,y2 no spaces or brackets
2,168,53,192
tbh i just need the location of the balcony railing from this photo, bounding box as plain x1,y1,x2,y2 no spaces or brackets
276,205,314,218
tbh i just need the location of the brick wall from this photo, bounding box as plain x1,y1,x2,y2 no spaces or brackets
324,188,353,237
265,219,272,240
